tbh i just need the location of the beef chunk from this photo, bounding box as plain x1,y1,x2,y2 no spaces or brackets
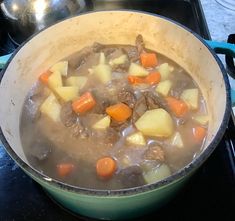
60,102,77,127
110,120,129,132
136,34,145,54
70,121,88,138
92,42,105,52
144,92,159,110
30,139,51,161
144,146,165,162
132,95,148,122
118,165,145,188
118,89,136,108
122,45,139,62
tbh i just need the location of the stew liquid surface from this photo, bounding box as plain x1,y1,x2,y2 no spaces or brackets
20,35,208,190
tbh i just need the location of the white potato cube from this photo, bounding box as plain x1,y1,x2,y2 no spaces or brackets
50,61,68,77
65,76,88,89
143,164,171,184
126,132,146,146
48,71,63,90
40,93,61,122
171,132,184,148
128,63,149,77
109,54,128,66
158,63,171,80
92,116,111,130
156,80,172,96
135,108,174,138
180,88,199,110
55,86,79,102
93,64,112,84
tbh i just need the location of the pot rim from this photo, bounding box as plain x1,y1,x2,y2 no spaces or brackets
0,10,231,196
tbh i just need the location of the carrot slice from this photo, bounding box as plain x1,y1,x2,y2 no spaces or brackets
106,103,132,122
140,53,158,68
57,163,74,177
39,70,52,85
145,72,161,85
96,157,117,178
166,96,189,117
72,92,96,114
193,126,206,143
128,75,145,85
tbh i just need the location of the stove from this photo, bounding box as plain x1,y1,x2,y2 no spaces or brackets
0,0,234,220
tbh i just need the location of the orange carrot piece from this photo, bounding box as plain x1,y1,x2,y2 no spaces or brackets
193,126,206,143
96,157,117,178
145,72,161,85
106,103,132,122
128,75,145,85
39,70,52,85
57,163,74,177
72,92,96,114
140,53,158,68
166,96,189,117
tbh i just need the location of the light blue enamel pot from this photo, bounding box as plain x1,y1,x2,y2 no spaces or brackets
0,11,234,220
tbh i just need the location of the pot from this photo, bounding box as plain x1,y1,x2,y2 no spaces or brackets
0,0,87,45
0,11,233,220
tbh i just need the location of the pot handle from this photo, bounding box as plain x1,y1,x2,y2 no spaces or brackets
0,53,12,69
205,40,235,58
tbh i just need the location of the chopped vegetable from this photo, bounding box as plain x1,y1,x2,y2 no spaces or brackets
93,64,112,84
171,132,184,148
57,163,74,177
192,115,209,125
99,52,106,64
156,80,172,96
48,71,63,90
65,76,88,89
140,53,158,68
92,116,111,130
55,86,79,102
126,132,146,146
135,108,174,138
109,54,128,66
158,63,172,80
143,164,171,184
128,62,149,77
145,72,161,85
40,93,61,122
39,71,52,85
166,96,189,117
96,157,117,178
128,75,145,85
180,88,199,110
50,61,68,77
193,126,206,143
72,92,96,114
106,103,132,122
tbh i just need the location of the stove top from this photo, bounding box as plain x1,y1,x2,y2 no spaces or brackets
0,0,234,220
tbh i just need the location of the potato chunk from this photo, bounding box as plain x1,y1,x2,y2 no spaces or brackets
126,132,146,146
128,63,148,77
65,76,88,89
180,88,199,110
93,64,112,84
155,80,172,96
135,108,174,138
50,61,68,77
109,54,128,66
143,164,171,184
40,93,61,122
55,86,79,102
92,116,111,130
158,63,173,80
48,71,62,90
171,132,184,148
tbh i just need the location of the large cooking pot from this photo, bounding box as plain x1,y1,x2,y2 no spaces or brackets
0,11,233,220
